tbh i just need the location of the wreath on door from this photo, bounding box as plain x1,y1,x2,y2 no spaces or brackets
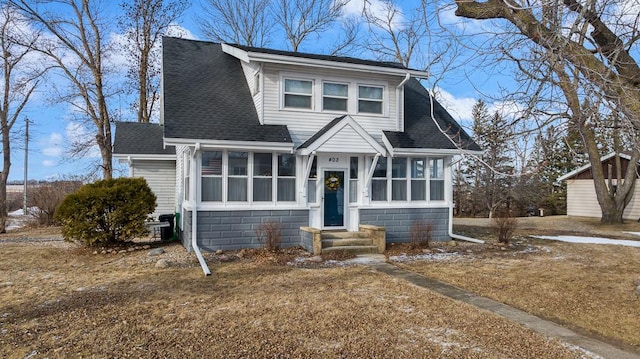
325,173,341,191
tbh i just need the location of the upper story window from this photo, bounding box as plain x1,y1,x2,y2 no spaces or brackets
323,82,348,111
284,78,313,109
358,85,384,114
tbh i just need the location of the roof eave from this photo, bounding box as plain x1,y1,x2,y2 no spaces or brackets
222,43,429,78
387,147,482,157
164,137,294,151
113,153,176,162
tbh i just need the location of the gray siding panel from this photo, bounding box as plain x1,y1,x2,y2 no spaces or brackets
196,210,309,251
360,207,450,242
131,159,176,219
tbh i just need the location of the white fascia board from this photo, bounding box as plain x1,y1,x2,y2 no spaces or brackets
164,137,294,151
221,43,250,63
386,148,481,157
246,52,429,78
556,151,632,181
113,153,176,161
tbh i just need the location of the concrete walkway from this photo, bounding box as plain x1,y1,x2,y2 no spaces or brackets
371,262,640,359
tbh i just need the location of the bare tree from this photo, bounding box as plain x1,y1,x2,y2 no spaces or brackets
11,0,116,179
197,0,273,47
274,0,347,52
120,0,187,123
0,5,45,232
363,0,428,67
454,0,640,224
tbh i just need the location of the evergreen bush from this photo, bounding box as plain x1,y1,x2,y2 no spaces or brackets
55,177,156,246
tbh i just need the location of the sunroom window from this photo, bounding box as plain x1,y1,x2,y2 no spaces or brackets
411,158,426,200
392,157,407,200
349,156,358,203
430,158,445,201
323,82,348,111
284,78,313,109
371,157,387,201
253,153,272,202
358,85,383,114
307,156,317,203
201,151,222,202
228,152,248,201
277,154,296,201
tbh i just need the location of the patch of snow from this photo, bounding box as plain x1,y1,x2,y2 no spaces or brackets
389,252,461,263
624,231,640,237
532,235,640,247
561,343,605,359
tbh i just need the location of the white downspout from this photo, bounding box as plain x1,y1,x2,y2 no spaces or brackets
448,206,484,244
191,143,211,276
396,73,411,132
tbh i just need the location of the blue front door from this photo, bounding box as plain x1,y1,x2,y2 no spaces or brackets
323,170,344,227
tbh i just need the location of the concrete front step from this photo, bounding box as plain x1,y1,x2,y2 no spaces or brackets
322,238,373,248
321,231,369,239
322,245,379,255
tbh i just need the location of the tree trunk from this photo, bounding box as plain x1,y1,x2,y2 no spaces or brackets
0,123,11,233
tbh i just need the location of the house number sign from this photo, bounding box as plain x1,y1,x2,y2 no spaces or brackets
328,157,340,163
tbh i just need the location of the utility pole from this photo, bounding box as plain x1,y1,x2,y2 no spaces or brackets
23,118,29,215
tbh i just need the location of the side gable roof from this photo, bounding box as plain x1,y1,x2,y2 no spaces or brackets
162,37,292,144
558,152,637,181
383,79,481,153
113,122,175,156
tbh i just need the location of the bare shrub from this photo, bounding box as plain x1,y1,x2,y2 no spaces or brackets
255,221,282,252
409,220,433,250
492,212,518,244
30,180,83,226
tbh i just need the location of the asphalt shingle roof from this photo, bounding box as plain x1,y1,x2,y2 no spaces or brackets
384,79,481,151
162,37,292,143
113,122,175,155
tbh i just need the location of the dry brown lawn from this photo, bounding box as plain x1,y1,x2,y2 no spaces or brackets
0,233,589,358
397,216,640,352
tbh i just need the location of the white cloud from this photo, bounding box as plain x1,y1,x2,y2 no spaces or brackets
42,159,56,167
434,87,477,123
342,0,404,30
65,122,101,159
41,132,64,157
166,23,197,40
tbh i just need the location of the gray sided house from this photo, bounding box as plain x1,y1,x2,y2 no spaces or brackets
114,37,480,255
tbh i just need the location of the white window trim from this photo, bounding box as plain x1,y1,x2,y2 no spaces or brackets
367,156,448,204
199,150,298,206
282,76,314,111
322,81,349,113
357,83,386,116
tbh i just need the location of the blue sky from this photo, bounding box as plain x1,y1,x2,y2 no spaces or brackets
9,0,510,182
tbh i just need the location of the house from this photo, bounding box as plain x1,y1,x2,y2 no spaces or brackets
558,152,640,220
114,37,480,257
